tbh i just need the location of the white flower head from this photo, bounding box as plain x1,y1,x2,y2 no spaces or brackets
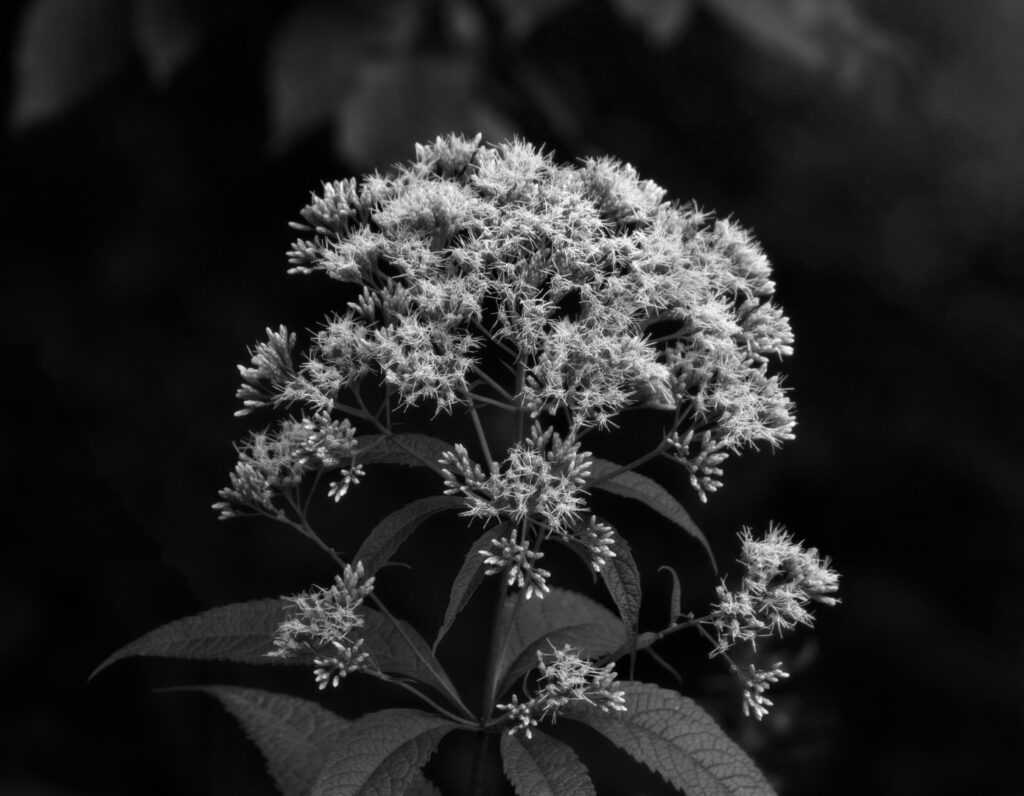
707,524,839,654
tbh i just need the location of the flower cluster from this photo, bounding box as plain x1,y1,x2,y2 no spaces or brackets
213,410,359,519
441,423,591,535
268,562,376,688
736,662,790,721
707,524,840,655
479,537,552,599
248,134,794,500
497,644,627,738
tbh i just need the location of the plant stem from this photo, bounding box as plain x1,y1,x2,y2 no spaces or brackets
481,583,523,718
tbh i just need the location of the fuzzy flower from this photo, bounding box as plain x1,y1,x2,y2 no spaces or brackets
234,326,297,417
443,424,591,536
495,694,539,739
707,524,839,654
568,515,618,573
736,662,790,721
479,537,552,600
498,644,627,736
213,412,358,518
269,136,795,495
268,562,375,687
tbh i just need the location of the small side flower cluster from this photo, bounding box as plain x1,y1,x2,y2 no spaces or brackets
497,644,627,738
213,410,359,519
442,422,617,596
736,662,790,721
479,538,552,599
707,524,840,654
268,562,376,689
440,423,592,535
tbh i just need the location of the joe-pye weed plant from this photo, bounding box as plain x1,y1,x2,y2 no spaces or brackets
95,135,839,795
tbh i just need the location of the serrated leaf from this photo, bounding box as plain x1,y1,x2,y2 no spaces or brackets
93,598,459,703
12,0,132,128
355,495,462,576
193,686,349,796
608,0,695,47
131,0,204,84
565,682,775,795
588,458,716,571
403,774,444,796
497,588,627,696
355,433,455,469
310,709,456,796
500,730,596,796
433,527,500,652
659,565,683,624
191,687,442,796
600,527,642,644
91,598,288,678
361,609,460,702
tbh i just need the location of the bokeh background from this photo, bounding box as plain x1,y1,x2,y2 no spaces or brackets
2,0,1022,794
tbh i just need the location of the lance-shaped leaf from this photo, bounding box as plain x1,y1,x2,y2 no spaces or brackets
93,598,460,706
361,609,461,705
600,527,642,646
659,565,683,624
565,682,775,795
91,598,287,678
191,686,349,796
587,457,716,571
192,687,442,796
355,495,462,576
310,708,456,796
496,588,627,696
355,433,454,470
433,527,500,652
500,730,596,796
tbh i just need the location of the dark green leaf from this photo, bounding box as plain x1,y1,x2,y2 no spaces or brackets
600,527,642,644
192,685,349,796
565,682,775,795
608,0,695,47
492,0,582,40
92,598,459,702
12,0,132,128
335,54,512,169
588,458,716,571
355,495,462,576
267,0,418,150
497,588,627,696
91,599,287,678
659,565,683,624
131,0,204,84
433,527,500,652
355,433,455,470
310,709,456,796
500,730,596,796
707,0,894,79
362,609,460,701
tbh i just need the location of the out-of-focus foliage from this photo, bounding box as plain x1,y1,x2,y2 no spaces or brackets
11,0,902,167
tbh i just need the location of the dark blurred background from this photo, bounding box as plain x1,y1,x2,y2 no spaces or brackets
1,0,1022,794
